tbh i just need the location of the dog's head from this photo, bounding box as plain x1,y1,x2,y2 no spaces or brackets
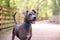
24,10,36,24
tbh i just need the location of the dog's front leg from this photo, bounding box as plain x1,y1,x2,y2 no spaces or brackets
12,28,15,40
12,34,15,40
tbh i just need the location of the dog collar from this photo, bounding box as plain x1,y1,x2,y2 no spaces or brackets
24,21,31,27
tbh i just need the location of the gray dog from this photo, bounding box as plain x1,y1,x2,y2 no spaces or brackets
12,10,36,40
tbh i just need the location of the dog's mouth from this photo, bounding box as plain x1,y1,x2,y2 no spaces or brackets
31,20,35,24
30,17,36,24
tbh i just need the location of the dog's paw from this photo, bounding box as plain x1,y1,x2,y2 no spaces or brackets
27,33,30,38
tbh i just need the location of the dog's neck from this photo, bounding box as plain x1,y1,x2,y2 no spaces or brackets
24,20,31,27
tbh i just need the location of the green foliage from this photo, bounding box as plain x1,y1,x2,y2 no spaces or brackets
10,0,18,10
1,0,60,20
52,0,60,15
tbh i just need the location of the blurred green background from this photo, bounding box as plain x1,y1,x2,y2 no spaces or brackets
0,0,60,29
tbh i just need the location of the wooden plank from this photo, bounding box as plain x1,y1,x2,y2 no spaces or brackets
2,17,13,20
2,22,14,25
0,10,2,14
0,6,2,10
0,20,1,23
0,20,1,29
0,15,2,19
0,26,2,30
2,24,15,28
2,20,14,23
3,16,13,19
2,7,8,11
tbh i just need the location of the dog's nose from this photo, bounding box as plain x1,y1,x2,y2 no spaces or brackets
33,17,36,21
34,17,36,19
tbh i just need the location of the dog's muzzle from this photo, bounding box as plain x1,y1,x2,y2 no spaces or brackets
30,17,36,24
33,17,36,21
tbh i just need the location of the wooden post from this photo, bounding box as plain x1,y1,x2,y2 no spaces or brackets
0,6,2,30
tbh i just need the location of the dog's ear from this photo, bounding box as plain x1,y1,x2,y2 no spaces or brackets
23,10,28,15
25,10,28,15
32,10,36,13
26,10,28,13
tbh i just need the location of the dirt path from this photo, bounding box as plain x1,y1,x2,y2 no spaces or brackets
0,21,60,40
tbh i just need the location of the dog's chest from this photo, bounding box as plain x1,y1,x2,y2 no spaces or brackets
16,24,31,38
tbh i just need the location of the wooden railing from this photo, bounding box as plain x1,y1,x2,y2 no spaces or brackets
0,6,15,30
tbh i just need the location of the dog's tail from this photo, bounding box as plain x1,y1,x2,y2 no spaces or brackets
13,12,17,24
